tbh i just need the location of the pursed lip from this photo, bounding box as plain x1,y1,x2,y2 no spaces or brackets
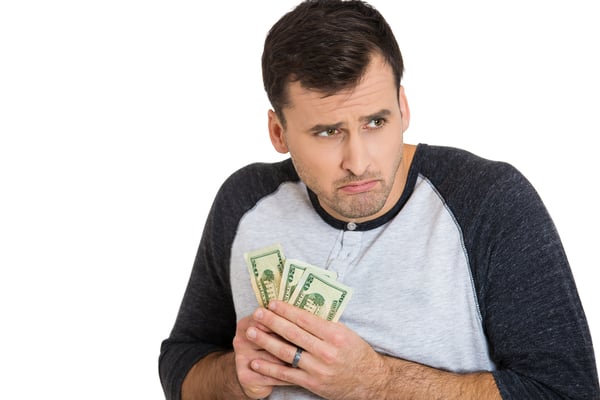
339,180,379,194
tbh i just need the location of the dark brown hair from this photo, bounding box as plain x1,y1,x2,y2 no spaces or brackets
262,0,404,124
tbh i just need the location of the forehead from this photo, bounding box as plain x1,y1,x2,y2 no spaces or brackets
283,55,398,123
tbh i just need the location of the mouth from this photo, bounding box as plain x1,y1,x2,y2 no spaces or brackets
339,180,379,194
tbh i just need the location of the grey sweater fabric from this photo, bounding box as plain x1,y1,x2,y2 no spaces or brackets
159,144,599,399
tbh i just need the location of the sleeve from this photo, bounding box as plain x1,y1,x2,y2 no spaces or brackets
158,174,244,400
158,159,298,400
464,163,600,399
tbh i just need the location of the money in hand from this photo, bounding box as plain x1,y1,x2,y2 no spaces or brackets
245,244,353,321
244,243,285,308
279,259,337,302
288,270,353,322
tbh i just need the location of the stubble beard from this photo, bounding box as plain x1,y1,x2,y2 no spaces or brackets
295,158,403,221
328,175,391,219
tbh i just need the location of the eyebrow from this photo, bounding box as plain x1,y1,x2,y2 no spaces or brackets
307,109,392,133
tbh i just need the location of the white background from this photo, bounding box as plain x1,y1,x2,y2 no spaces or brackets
1,1,598,398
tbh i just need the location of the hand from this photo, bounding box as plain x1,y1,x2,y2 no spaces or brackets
232,314,293,399
245,300,389,400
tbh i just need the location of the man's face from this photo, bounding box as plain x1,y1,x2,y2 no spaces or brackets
268,54,410,223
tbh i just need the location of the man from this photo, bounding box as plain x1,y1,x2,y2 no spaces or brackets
159,0,599,399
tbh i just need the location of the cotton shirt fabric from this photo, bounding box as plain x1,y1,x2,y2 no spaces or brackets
159,144,599,399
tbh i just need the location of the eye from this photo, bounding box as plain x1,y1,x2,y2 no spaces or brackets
316,128,339,137
366,118,386,129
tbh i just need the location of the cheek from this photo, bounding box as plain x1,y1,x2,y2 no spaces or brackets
367,131,404,166
290,145,340,187
375,128,403,151
377,138,402,159
294,146,337,173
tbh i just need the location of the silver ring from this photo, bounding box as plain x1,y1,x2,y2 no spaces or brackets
291,347,303,368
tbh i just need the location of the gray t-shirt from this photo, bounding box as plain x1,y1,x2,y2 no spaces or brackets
159,144,599,399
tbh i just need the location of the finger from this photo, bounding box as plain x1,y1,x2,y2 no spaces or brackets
290,346,304,369
239,366,289,387
247,324,300,364
251,320,273,334
267,300,336,343
252,306,322,356
243,385,270,400
250,355,310,386
236,352,290,394
257,349,287,365
234,331,283,366
247,323,317,377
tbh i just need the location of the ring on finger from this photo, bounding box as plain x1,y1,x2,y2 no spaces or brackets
291,347,303,368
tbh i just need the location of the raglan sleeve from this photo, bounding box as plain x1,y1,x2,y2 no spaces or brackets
471,164,600,399
158,178,240,400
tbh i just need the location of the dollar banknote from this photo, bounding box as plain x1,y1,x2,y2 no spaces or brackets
244,243,285,307
279,258,337,302
245,243,353,321
288,270,353,322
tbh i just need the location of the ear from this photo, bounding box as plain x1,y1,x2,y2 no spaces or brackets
268,109,289,154
399,85,410,132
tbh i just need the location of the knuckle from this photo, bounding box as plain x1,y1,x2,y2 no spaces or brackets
304,334,318,351
232,334,243,348
321,347,339,365
296,311,311,326
278,344,296,362
330,331,346,347
277,367,295,382
283,326,301,343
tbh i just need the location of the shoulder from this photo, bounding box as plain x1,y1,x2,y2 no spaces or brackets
414,144,552,263
414,144,535,207
212,158,299,211
224,158,298,188
417,144,522,183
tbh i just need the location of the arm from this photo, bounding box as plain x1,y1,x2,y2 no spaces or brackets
158,183,239,400
418,147,600,398
159,161,301,399
463,164,600,398
181,351,246,400
379,356,499,400
182,314,295,400
246,300,501,400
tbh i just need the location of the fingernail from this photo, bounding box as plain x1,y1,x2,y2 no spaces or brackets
268,301,277,311
254,308,263,320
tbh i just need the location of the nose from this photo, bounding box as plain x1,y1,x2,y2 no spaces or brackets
340,133,370,177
